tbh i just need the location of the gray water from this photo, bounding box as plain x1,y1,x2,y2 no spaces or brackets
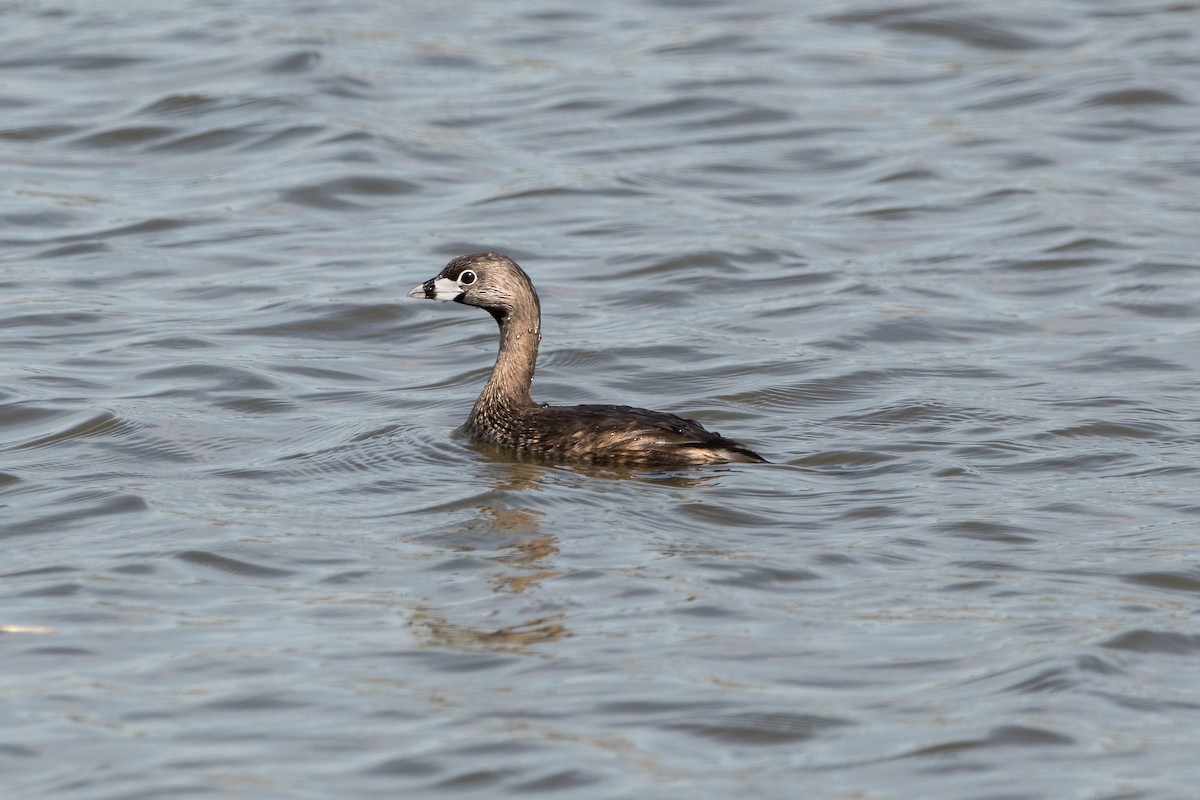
3,2,1200,798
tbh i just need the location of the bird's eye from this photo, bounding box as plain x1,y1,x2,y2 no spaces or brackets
459,270,477,286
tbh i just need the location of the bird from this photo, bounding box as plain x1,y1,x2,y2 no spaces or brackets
407,252,766,467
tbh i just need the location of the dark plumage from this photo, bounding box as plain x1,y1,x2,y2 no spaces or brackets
407,252,767,466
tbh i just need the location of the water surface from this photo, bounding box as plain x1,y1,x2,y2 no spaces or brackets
3,1,1200,798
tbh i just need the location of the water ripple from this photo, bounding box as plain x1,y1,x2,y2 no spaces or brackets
4,1,1199,798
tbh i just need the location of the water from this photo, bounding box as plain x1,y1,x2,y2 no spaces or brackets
3,1,1199,798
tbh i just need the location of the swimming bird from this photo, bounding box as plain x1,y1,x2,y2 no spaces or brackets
408,252,766,466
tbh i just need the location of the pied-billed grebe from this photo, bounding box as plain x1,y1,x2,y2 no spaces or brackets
407,252,767,466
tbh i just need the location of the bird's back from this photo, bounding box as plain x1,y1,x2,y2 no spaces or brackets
467,402,767,466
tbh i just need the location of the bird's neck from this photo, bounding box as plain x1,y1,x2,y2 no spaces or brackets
474,303,541,414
